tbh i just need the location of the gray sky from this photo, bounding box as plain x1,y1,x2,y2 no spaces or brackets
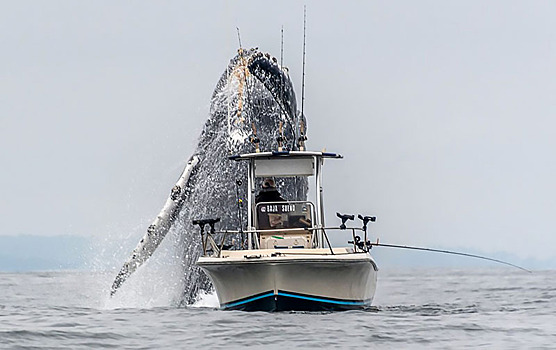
1,1,555,265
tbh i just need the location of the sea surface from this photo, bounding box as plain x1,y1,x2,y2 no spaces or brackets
0,268,554,349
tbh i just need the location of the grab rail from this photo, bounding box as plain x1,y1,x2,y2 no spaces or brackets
197,226,372,257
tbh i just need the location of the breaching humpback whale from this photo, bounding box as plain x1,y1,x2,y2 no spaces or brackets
110,48,308,303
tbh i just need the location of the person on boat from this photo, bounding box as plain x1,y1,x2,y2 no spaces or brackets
255,177,285,203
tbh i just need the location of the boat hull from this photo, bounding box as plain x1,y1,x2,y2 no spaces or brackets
197,249,378,312
221,289,372,312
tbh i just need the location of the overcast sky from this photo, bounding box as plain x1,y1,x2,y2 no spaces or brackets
1,1,555,266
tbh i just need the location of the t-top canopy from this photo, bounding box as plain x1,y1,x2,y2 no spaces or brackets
229,151,343,177
228,150,343,161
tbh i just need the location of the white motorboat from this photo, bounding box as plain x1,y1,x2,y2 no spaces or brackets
195,150,378,311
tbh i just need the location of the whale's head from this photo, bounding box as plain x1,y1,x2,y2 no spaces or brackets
205,48,304,155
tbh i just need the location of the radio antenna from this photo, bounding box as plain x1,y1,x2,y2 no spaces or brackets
279,25,286,150
301,6,307,121
298,6,307,150
236,27,243,50
300,6,307,124
280,25,284,68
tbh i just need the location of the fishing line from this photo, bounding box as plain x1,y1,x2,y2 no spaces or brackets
369,242,532,273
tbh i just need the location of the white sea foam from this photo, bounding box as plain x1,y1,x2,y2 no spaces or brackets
191,290,219,308
88,229,186,310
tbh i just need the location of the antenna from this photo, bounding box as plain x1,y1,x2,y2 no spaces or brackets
300,6,307,125
236,27,243,50
297,6,308,151
280,26,286,150
280,25,284,68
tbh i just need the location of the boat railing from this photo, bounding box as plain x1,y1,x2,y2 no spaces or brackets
199,225,373,257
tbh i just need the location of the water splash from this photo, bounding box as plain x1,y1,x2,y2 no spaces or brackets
191,290,220,309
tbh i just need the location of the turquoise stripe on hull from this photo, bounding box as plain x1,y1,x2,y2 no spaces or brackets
221,290,371,311
276,291,369,306
222,292,275,309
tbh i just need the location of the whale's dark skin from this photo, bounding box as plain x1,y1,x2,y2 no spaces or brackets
111,48,308,303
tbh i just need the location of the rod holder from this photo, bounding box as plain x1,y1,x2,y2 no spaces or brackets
357,214,376,231
336,212,354,230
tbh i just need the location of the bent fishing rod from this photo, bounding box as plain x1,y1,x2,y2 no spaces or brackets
367,242,531,273
335,212,532,273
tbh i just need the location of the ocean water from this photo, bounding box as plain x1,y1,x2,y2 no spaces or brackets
0,268,554,349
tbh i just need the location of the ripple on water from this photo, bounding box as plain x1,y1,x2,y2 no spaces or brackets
378,303,479,316
1,270,555,349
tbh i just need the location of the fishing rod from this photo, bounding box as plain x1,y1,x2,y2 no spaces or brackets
367,242,532,273
337,213,531,273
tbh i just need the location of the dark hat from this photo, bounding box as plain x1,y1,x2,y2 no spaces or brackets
262,178,276,189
